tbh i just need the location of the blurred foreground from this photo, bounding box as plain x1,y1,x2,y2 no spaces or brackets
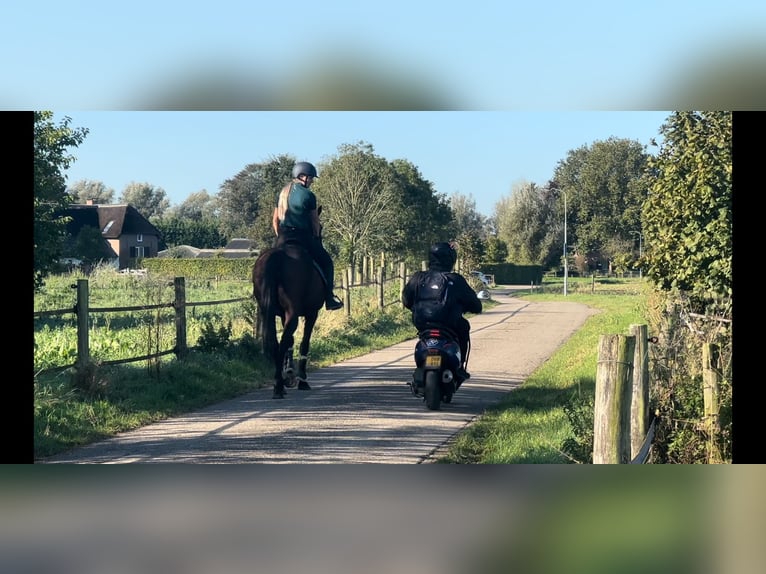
3,466,763,574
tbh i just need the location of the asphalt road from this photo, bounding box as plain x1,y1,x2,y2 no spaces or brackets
39,292,599,464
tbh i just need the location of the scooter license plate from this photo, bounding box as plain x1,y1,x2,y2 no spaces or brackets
425,355,442,368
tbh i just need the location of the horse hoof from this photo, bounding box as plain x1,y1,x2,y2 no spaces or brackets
273,391,285,399
284,378,297,388
297,380,311,390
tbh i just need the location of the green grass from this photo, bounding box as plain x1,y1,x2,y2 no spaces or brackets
436,281,649,464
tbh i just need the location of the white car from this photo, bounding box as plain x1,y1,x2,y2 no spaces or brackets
470,270,491,288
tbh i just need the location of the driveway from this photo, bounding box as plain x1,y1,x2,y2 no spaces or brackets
39,292,599,464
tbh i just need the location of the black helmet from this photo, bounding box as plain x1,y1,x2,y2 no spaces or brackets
292,161,318,179
429,241,457,271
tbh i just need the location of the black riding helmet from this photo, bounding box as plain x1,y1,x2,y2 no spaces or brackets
429,241,457,271
292,161,318,179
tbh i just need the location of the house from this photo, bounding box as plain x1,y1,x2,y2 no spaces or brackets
61,201,165,270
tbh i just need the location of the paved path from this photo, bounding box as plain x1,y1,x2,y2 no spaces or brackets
39,293,598,464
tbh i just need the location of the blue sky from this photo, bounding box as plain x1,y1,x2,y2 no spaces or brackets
7,2,766,110
56,111,672,217
24,2,762,217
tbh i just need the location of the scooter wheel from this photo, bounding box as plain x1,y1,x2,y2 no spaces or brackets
424,371,441,410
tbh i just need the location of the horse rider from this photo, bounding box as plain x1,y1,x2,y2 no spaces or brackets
272,161,344,311
401,241,483,380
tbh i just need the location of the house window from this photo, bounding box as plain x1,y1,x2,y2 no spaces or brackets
130,246,146,258
137,233,143,243
102,220,115,234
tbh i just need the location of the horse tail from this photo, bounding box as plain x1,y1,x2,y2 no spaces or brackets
258,250,282,357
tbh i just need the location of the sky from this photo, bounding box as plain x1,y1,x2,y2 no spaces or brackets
23,1,762,218
7,2,766,111
56,111,672,217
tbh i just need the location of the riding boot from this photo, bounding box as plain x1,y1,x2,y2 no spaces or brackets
325,291,343,311
322,266,343,310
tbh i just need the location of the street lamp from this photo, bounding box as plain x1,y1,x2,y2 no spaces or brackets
563,190,568,296
630,230,643,278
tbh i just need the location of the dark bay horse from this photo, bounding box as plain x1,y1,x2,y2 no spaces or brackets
252,242,326,399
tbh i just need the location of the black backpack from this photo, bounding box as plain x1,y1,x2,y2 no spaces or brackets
413,270,451,326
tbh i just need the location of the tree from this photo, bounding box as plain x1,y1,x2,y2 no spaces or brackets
64,226,113,272
313,142,399,269
67,179,115,204
167,189,219,220
494,181,557,266
34,111,89,291
553,137,650,273
448,192,486,270
153,215,227,249
217,154,294,249
642,111,732,306
119,181,170,219
389,158,454,264
484,236,508,263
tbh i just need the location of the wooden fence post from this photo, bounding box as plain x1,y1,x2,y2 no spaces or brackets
174,276,188,359
377,267,384,309
399,262,406,298
593,334,635,463
343,268,352,317
703,343,723,464
75,279,90,368
629,324,650,460
363,256,369,285
421,260,427,272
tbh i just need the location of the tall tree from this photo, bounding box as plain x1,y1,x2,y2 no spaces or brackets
484,236,509,263
217,154,294,249
553,137,650,272
67,179,115,204
642,111,732,305
449,192,486,270
494,181,557,266
119,181,170,219
390,158,454,264
313,142,399,269
34,111,89,291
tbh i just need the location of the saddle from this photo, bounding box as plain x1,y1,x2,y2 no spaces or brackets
279,241,329,288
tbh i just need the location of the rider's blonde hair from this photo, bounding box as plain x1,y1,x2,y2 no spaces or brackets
276,181,295,223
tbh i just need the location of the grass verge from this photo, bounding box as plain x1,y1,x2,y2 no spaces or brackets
435,285,648,463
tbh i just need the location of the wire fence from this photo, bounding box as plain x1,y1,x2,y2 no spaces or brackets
34,261,413,375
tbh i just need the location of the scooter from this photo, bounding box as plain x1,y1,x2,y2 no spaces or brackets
410,327,465,410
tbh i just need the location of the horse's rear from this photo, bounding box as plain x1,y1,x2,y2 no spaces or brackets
252,244,325,398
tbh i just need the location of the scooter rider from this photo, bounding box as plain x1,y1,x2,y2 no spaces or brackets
402,241,482,380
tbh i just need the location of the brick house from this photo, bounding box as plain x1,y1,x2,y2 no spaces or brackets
62,201,165,270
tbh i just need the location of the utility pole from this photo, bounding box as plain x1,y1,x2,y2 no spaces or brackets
630,230,643,278
563,190,568,296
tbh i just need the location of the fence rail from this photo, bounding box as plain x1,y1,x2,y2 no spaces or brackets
34,260,413,375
